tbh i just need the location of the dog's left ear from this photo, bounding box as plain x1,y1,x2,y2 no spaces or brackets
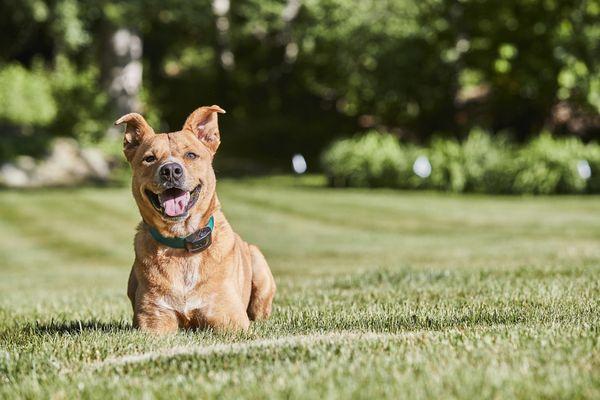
183,105,226,154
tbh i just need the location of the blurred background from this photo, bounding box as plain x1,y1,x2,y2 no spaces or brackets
2,3,600,396
0,0,599,192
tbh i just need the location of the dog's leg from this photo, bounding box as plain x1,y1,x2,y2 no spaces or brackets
127,267,138,312
133,292,179,334
134,308,179,334
199,309,250,332
247,245,276,321
190,290,250,332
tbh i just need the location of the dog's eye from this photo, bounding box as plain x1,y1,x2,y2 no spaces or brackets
143,155,157,163
185,152,198,160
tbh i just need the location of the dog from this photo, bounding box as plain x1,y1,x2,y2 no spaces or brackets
116,105,276,333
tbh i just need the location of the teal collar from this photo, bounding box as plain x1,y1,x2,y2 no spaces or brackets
148,216,215,252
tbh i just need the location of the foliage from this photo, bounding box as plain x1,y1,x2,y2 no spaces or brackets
0,57,108,160
0,63,57,126
0,0,598,166
321,131,409,187
49,55,109,144
322,130,600,194
513,133,589,194
585,145,600,193
461,129,514,193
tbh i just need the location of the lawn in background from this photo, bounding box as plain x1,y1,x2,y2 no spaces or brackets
0,176,598,399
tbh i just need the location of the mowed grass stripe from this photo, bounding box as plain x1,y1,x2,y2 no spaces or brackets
220,181,600,235
221,183,600,248
0,194,133,264
222,187,482,252
91,330,430,370
223,185,474,235
228,176,600,216
75,189,140,224
0,217,65,269
222,186,599,272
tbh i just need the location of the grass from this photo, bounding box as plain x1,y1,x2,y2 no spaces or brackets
0,175,598,399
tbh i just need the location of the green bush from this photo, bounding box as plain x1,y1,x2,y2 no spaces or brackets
462,130,515,194
586,146,600,193
426,137,466,192
322,130,600,194
0,57,110,161
413,130,515,193
513,134,589,194
49,55,109,144
322,131,412,188
0,64,57,126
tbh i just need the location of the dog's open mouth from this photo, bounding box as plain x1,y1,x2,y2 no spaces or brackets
145,185,201,218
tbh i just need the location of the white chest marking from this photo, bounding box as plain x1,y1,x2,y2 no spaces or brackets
156,296,205,315
181,265,199,292
155,263,203,315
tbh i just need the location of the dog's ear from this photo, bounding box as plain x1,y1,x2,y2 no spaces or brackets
114,113,155,162
182,105,226,154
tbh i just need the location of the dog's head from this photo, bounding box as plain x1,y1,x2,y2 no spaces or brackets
116,105,226,237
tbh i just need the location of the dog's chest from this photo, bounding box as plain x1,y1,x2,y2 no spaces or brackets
176,260,200,293
156,255,206,316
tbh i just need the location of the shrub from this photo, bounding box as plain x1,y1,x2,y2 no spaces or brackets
321,131,410,188
321,130,600,194
411,130,515,193
513,134,589,194
0,58,110,161
585,145,600,193
0,64,57,126
426,137,466,192
462,130,516,194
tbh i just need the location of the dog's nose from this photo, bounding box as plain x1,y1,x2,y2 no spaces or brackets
159,162,184,182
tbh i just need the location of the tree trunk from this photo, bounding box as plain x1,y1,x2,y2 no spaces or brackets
101,25,143,138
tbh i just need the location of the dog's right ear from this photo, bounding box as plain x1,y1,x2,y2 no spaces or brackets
114,113,155,162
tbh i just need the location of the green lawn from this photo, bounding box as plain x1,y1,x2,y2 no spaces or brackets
0,176,599,399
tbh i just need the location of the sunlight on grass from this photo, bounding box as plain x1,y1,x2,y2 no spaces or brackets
0,177,598,399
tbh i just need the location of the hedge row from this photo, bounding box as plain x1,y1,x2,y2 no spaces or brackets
321,130,600,194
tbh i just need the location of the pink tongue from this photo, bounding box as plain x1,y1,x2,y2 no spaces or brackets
160,190,190,217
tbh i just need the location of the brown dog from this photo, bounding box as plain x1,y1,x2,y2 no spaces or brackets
116,105,275,333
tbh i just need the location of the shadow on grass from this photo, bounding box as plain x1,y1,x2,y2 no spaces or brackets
31,319,132,335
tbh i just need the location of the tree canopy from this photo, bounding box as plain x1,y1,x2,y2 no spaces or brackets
1,0,598,167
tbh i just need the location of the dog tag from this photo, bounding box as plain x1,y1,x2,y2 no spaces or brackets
184,227,212,252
